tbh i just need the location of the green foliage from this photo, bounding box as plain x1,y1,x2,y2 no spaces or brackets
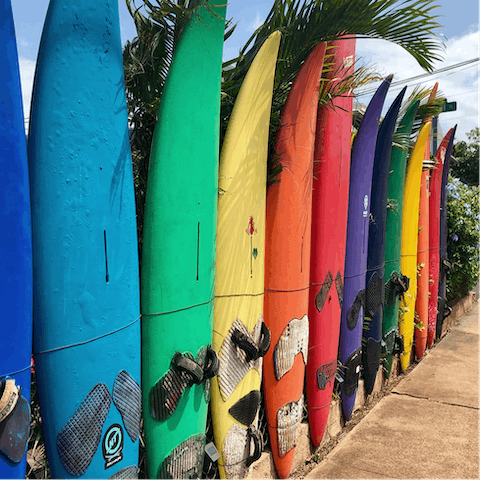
446,175,480,302
220,0,444,178
451,128,479,186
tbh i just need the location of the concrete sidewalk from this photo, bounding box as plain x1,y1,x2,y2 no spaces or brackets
305,301,479,479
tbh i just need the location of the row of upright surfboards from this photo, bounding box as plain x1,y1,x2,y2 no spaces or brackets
0,1,456,479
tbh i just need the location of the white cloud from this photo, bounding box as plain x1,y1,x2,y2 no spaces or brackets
19,57,35,127
248,13,263,32
355,26,479,142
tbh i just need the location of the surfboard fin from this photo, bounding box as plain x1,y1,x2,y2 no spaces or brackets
113,371,141,442
273,315,309,380
57,383,112,476
0,379,30,465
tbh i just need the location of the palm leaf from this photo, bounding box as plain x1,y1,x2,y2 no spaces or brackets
221,0,444,178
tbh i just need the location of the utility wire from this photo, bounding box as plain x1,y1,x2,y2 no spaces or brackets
356,57,479,96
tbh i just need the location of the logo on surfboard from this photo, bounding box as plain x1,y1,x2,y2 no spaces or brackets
363,195,369,217
102,424,124,469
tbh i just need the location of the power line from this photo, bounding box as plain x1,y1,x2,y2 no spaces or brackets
356,58,479,96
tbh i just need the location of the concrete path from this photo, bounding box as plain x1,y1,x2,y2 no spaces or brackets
305,301,479,479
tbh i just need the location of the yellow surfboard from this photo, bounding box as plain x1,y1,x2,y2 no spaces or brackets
212,31,281,479
399,122,432,371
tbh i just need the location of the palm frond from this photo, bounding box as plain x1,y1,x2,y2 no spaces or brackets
221,0,444,177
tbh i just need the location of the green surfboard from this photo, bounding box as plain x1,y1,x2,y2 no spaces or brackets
140,3,226,478
382,99,420,376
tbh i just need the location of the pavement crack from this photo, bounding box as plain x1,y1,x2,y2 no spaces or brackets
392,391,479,410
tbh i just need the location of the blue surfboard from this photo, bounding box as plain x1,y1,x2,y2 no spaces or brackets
28,1,141,477
363,87,406,394
0,0,33,477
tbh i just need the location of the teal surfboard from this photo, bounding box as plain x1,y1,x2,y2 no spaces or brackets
141,3,226,478
28,1,141,478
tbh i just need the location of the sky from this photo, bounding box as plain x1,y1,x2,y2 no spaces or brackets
11,0,480,142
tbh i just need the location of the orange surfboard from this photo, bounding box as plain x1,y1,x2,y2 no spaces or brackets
263,43,326,479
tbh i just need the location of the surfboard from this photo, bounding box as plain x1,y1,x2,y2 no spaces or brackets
398,122,432,372
382,100,420,377
211,31,281,479
414,84,437,358
141,3,226,478
28,1,141,477
0,1,32,476
435,127,456,340
338,75,392,420
263,42,326,479
363,87,405,394
307,38,355,448
414,168,430,358
428,128,455,346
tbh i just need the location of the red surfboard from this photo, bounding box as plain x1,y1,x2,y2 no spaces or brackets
428,128,455,347
263,43,326,479
306,38,355,447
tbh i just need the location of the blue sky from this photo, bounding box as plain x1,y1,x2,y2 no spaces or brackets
11,0,480,141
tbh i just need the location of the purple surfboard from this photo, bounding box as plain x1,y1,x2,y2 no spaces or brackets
339,76,392,420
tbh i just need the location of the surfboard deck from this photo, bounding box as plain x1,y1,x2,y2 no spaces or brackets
0,1,32,476
140,3,226,478
363,87,405,394
263,42,326,479
398,123,432,372
382,99,420,377
211,31,281,480
28,1,141,477
307,38,355,447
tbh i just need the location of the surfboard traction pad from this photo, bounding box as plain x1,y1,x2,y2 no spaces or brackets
57,382,112,476
365,272,384,319
113,371,141,442
341,348,362,398
347,289,365,330
108,465,138,479
222,423,262,479
276,394,304,457
314,270,343,312
158,433,205,479
150,345,212,422
0,379,31,464
273,315,309,381
218,316,265,401
317,359,336,390
228,390,261,426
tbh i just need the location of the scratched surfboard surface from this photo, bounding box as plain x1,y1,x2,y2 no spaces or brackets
28,1,140,477
141,3,226,478
0,1,32,477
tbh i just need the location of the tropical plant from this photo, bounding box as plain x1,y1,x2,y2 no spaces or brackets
446,175,480,302
451,128,479,186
